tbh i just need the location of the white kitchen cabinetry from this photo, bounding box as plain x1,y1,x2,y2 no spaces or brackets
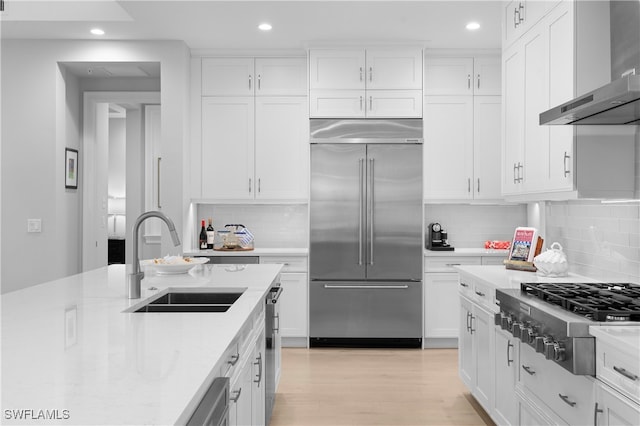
502,0,636,200
202,57,306,96
260,255,308,347
423,55,502,201
595,381,640,426
424,56,501,96
309,47,422,118
201,96,308,201
503,0,555,49
494,328,519,426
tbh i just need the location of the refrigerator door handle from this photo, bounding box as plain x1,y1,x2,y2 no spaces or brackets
358,158,365,266
368,158,375,265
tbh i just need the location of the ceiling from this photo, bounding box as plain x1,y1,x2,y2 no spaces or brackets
1,1,503,50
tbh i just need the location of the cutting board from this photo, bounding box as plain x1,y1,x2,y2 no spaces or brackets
212,246,254,252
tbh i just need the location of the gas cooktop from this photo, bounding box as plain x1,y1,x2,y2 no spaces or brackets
520,282,640,322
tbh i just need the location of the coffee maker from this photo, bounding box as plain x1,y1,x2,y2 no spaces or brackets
426,222,454,251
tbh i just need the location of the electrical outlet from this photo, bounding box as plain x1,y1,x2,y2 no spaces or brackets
27,219,42,233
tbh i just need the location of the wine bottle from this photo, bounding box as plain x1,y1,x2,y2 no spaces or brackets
206,218,215,249
199,220,208,250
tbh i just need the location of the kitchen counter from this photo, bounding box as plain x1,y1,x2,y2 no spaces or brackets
184,247,308,257
424,248,509,257
1,263,282,425
455,265,600,290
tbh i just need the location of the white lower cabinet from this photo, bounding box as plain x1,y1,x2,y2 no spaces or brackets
424,273,460,341
494,328,519,426
595,381,640,426
458,292,494,414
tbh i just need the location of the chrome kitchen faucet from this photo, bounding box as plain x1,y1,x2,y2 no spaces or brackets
128,211,181,299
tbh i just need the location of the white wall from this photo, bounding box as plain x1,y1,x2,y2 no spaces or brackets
1,40,190,293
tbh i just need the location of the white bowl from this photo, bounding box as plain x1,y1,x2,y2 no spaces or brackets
141,256,209,275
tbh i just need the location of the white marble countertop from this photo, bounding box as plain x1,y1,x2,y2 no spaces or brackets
454,265,600,290
424,248,509,257
1,263,282,425
184,247,308,257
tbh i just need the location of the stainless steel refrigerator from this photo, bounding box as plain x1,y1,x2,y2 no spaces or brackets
309,119,423,348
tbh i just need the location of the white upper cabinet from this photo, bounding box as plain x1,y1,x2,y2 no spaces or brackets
202,57,306,96
503,0,557,49
309,47,423,118
473,96,502,200
424,57,501,96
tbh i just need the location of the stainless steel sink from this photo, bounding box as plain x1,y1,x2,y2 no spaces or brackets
131,289,244,313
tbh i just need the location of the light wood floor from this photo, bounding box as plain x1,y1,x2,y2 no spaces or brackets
270,348,494,426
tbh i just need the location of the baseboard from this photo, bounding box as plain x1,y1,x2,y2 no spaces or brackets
423,337,458,349
282,336,308,348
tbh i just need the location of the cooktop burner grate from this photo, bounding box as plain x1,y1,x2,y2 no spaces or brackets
521,282,640,321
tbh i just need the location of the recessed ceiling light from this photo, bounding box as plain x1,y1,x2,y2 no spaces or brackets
258,23,272,31
466,22,480,31
90,28,105,36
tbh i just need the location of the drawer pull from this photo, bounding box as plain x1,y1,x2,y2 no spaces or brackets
445,263,461,267
230,388,242,403
613,366,639,381
559,393,576,407
475,291,485,297
228,353,240,366
460,282,469,288
594,402,604,426
507,341,514,366
522,365,535,375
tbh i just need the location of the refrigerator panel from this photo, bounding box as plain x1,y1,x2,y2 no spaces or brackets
310,144,367,280
366,144,423,280
309,281,423,338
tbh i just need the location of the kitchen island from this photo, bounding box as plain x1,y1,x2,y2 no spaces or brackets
1,263,282,425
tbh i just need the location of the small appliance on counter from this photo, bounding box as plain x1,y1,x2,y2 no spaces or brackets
426,222,454,251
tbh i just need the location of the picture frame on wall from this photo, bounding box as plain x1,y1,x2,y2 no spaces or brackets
65,148,78,189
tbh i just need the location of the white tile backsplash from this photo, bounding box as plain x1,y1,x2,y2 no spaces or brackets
546,200,640,284
425,204,527,248
197,204,308,248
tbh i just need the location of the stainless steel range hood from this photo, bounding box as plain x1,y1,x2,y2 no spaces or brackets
540,0,640,125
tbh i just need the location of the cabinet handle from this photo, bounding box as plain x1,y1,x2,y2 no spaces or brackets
468,178,471,193
594,402,604,426
459,281,468,287
469,314,475,334
254,352,263,386
513,163,518,184
467,74,471,90
507,341,514,366
369,66,373,82
228,353,240,366
157,157,162,209
477,74,481,89
249,74,252,90
477,178,480,193
475,290,485,297
360,96,363,111
522,365,536,375
446,263,461,267
466,312,471,332
249,178,252,193
514,8,520,28
613,366,639,381
563,151,571,177
517,162,524,183
360,67,363,82
369,96,373,111
230,388,242,403
274,313,280,333
258,74,261,90
518,3,525,22
559,394,576,407
258,178,261,193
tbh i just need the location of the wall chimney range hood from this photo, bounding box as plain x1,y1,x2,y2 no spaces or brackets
540,0,640,125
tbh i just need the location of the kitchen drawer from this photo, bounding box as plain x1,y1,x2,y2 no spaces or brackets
520,344,595,426
596,342,640,405
260,256,308,273
220,341,240,377
458,275,475,299
424,256,481,272
472,279,497,312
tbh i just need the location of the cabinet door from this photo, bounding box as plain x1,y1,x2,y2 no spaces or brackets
366,90,422,118
279,273,308,338
473,96,502,200
365,48,422,90
595,382,640,426
424,273,460,339
547,2,575,192
424,57,474,95
494,328,519,426
502,44,525,195
473,306,494,412
474,57,502,96
423,95,473,200
459,296,474,389
251,330,266,426
309,90,365,118
255,57,307,96
309,49,365,90
255,97,309,200
522,25,550,193
201,97,255,199
202,58,254,96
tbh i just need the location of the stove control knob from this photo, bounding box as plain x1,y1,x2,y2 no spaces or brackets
519,326,531,341
526,327,538,345
501,314,512,331
553,341,566,362
544,340,556,360
511,322,522,338
534,336,546,353
494,313,502,327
